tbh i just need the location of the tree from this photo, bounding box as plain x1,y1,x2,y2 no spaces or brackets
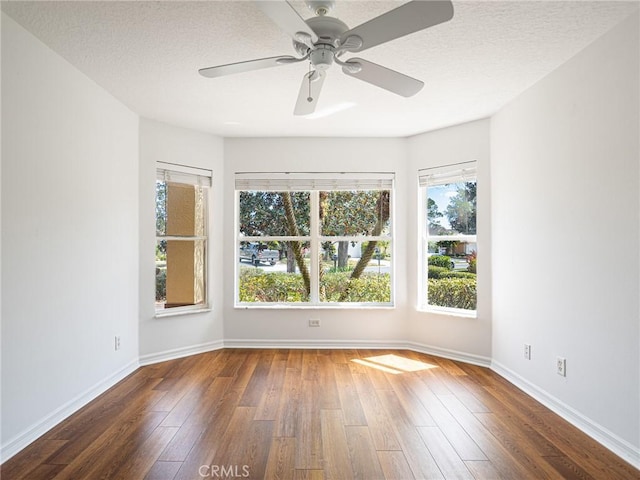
282,192,311,294
427,197,445,235
238,191,310,273
238,191,310,237
445,182,476,234
156,181,167,258
338,190,390,301
320,191,383,268
237,189,391,302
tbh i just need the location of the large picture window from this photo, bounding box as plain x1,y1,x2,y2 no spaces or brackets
419,162,477,314
236,173,394,307
156,162,211,314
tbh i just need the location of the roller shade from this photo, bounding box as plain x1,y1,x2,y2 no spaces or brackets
235,172,394,191
157,162,212,187
418,161,476,187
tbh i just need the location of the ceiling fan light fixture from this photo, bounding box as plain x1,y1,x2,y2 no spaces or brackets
309,45,334,70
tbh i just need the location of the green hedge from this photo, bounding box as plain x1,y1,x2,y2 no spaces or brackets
428,277,476,310
427,265,449,279
322,272,391,302
428,255,453,269
239,269,307,302
439,271,476,279
238,269,390,303
155,268,166,301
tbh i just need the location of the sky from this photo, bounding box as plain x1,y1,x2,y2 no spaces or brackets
428,184,458,230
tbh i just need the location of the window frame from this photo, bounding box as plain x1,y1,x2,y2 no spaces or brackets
418,162,477,317
235,172,395,308
155,162,212,317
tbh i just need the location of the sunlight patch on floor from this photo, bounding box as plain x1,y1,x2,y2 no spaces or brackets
351,354,438,374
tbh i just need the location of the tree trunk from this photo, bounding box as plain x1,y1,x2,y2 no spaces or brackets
339,191,390,301
286,245,296,273
282,192,310,295
337,241,349,268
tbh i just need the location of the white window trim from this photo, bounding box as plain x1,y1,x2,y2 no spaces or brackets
235,172,395,308
418,162,477,317
155,306,212,318
155,163,212,316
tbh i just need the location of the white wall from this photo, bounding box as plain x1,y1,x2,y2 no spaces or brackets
406,120,492,363
491,12,639,458
223,137,409,345
1,13,139,456
138,119,224,360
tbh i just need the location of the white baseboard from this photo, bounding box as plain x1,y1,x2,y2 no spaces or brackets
491,360,640,470
222,339,492,368
139,340,225,366
0,358,139,463
406,341,492,367
222,338,408,350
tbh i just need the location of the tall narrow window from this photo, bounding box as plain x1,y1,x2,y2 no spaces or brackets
419,162,477,314
236,172,394,307
156,162,211,314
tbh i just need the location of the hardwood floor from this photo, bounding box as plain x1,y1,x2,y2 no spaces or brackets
2,349,638,479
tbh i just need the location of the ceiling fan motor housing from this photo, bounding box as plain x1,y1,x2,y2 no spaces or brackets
293,16,349,69
305,16,348,47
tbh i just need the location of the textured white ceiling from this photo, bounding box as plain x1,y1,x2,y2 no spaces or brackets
2,1,638,137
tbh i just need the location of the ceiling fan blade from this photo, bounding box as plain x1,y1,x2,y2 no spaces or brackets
256,1,318,46
342,58,424,97
294,70,326,116
199,55,298,78
340,0,454,53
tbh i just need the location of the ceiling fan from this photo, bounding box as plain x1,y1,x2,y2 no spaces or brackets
199,0,454,116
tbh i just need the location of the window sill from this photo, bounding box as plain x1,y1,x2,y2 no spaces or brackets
155,307,211,318
417,306,477,319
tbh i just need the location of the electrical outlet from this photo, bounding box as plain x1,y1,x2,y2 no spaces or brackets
556,357,566,377
309,319,320,327
115,336,121,351
524,344,531,360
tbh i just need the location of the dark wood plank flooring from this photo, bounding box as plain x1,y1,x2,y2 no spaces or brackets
2,349,638,479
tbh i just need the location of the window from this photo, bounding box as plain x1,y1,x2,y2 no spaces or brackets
419,162,477,314
236,172,394,307
156,162,211,314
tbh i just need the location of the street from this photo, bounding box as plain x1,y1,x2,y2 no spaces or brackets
239,258,392,275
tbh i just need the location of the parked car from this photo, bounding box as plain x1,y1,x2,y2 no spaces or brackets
239,243,278,266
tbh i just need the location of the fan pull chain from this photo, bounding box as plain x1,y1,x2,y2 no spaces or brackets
307,62,313,103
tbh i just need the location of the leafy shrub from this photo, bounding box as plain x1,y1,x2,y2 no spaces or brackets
155,268,166,301
361,240,390,259
239,268,307,302
467,251,477,273
428,277,476,310
439,271,476,279
428,255,453,269
428,266,449,279
238,268,391,303
322,271,391,303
